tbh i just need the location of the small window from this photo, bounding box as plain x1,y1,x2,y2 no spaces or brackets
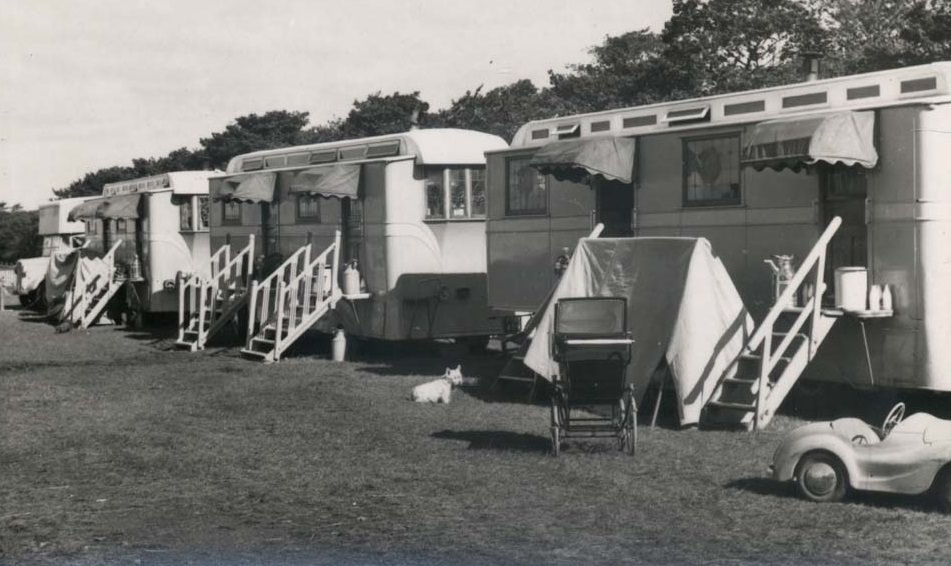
506,156,547,216
425,169,445,219
222,200,242,224
296,194,321,220
180,197,194,231
116,219,127,232
683,135,741,207
470,169,486,217
449,169,467,219
198,196,209,230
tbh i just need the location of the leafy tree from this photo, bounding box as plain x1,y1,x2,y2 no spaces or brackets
52,166,142,199
200,110,312,170
0,206,40,262
432,80,549,141
338,92,430,139
661,0,825,95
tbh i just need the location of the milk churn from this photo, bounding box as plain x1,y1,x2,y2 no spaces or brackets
764,255,797,306
343,260,361,296
331,327,346,362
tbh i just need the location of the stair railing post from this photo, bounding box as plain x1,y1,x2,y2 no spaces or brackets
331,230,341,303
245,235,255,293
756,330,772,432
809,249,828,357
275,280,286,357
177,272,185,335
246,281,259,350
197,279,209,346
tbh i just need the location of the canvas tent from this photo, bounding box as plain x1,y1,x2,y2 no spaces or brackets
523,237,752,425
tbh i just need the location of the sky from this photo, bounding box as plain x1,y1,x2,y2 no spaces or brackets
0,0,672,209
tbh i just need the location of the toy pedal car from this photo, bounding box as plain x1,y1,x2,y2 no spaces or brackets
770,403,951,509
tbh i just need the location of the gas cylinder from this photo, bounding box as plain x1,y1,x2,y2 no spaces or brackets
331,327,346,362
343,260,361,295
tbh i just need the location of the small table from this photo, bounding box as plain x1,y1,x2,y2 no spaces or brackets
826,308,894,386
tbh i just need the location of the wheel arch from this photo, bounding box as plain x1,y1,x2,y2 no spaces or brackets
795,448,856,489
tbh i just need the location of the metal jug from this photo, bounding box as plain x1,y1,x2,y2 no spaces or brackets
764,254,797,306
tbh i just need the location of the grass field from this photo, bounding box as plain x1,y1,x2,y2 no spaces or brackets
2,307,951,565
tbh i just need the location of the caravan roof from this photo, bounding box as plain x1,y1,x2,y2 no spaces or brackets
223,128,508,175
101,171,218,197
509,61,951,148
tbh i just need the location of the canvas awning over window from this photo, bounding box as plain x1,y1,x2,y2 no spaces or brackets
217,172,277,203
288,164,361,199
529,137,637,184
67,194,142,221
68,197,107,221
741,111,878,171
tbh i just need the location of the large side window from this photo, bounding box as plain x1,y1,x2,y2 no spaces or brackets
505,156,547,216
180,197,194,231
198,196,209,230
180,195,210,231
424,166,488,220
683,135,741,207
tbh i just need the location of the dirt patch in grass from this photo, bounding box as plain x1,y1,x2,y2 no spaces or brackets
2,313,951,565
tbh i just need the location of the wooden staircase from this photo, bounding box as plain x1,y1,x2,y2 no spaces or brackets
176,236,255,351
703,217,843,431
68,240,125,329
241,231,342,362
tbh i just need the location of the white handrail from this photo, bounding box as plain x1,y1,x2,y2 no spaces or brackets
272,231,340,350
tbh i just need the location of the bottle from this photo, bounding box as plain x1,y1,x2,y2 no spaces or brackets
868,284,882,312
881,284,893,312
332,327,346,362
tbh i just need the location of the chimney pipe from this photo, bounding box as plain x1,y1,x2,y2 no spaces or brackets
409,108,421,130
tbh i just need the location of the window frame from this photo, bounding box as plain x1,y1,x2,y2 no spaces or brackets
424,166,488,222
179,194,211,232
221,199,243,226
681,133,743,208
295,193,322,222
504,155,548,217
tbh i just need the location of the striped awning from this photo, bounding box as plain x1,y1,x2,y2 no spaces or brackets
289,164,361,199
742,111,878,171
530,137,637,184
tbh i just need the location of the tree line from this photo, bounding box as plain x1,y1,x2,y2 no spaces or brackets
2,0,949,261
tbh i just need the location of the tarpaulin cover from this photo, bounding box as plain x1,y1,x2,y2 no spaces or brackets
741,111,878,171
44,248,110,322
523,237,752,426
14,257,50,294
529,137,636,184
289,164,361,199
217,172,277,203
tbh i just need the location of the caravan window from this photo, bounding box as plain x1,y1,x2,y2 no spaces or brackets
296,194,321,220
424,167,488,221
682,135,741,207
222,201,242,225
180,195,210,232
506,156,547,216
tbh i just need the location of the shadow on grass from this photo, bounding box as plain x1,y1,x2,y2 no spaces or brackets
432,429,550,453
726,476,945,513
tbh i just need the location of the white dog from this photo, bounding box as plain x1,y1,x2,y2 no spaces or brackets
411,366,464,404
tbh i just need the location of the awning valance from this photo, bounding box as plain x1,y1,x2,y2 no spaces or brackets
741,111,878,171
67,194,142,221
529,137,636,184
217,172,277,203
289,164,361,199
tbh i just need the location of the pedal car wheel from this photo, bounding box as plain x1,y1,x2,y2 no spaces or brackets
795,452,847,503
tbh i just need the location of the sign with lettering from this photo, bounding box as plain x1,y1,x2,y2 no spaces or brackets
102,174,170,196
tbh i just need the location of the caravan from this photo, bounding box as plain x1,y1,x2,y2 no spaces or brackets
178,128,508,360
485,62,951,425
66,171,214,327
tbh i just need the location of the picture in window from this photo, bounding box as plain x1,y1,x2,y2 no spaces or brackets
425,169,445,219
683,136,741,206
223,200,242,223
297,194,320,220
506,157,547,215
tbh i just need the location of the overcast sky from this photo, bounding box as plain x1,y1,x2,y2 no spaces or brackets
0,0,672,209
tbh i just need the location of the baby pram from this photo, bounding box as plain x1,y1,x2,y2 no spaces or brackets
550,297,636,456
